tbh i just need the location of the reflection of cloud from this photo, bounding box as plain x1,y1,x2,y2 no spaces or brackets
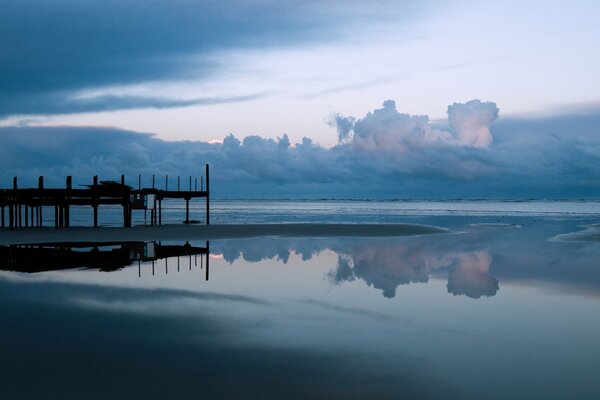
345,244,433,298
447,251,498,299
216,238,321,264
328,243,497,299
213,237,500,299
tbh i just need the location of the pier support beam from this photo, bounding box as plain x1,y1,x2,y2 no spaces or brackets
65,176,72,227
158,199,162,225
93,176,98,227
205,163,210,225
9,204,14,230
205,241,210,281
38,176,44,227
185,199,190,224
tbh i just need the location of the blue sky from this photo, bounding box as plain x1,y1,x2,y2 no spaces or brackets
1,0,599,198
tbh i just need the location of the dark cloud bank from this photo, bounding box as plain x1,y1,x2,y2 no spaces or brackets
0,0,418,116
1,99,599,198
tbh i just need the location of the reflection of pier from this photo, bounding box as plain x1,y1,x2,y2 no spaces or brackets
0,241,210,280
0,164,210,229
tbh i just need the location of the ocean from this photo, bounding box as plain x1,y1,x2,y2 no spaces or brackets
57,199,600,227
1,200,599,399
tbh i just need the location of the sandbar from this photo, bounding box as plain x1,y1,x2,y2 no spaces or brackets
550,224,600,243
0,223,448,245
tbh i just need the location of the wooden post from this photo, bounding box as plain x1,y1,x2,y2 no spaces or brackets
65,176,72,227
38,176,44,227
54,205,58,228
93,176,98,227
177,176,180,191
154,195,157,225
9,204,14,230
152,174,155,189
121,175,131,228
185,199,190,223
58,204,63,228
187,176,192,223
205,164,210,225
205,240,210,281
165,175,168,191
13,177,19,229
158,199,162,225
1,205,4,228
123,202,131,228
24,204,29,227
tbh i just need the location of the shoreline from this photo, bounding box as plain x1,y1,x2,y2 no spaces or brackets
0,223,448,245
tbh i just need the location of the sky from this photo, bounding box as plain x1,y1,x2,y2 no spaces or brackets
1,0,599,198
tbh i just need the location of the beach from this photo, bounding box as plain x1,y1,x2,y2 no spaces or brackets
0,222,447,245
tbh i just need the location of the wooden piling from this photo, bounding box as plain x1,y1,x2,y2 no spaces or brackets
38,176,44,227
93,176,98,227
9,204,14,230
65,176,72,227
12,177,18,229
206,164,210,225
205,240,210,281
185,199,190,224
158,199,162,225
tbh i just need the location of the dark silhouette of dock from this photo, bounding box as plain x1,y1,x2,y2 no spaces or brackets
0,240,210,279
0,164,210,229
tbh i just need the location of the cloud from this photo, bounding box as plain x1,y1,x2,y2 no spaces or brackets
0,93,267,116
337,98,498,149
447,100,499,148
0,0,420,117
1,100,599,198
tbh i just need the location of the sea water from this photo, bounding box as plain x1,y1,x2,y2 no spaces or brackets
1,201,600,399
54,199,600,226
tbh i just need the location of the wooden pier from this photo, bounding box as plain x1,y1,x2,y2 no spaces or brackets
0,164,210,230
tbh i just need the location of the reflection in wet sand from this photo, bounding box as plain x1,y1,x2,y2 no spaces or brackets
0,241,210,279
447,251,498,298
212,237,499,299
329,245,497,299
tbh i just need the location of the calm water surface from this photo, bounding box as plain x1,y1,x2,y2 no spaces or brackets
1,203,600,399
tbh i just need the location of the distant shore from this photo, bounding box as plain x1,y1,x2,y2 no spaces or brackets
0,223,447,245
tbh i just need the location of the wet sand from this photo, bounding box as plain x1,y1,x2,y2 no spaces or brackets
550,224,600,243
0,223,448,245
